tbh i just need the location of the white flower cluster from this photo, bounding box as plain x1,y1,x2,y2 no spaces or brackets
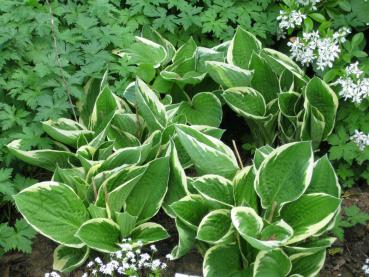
362,258,369,275
287,28,350,70
335,62,369,104
277,10,306,31
351,130,369,151
45,273,60,277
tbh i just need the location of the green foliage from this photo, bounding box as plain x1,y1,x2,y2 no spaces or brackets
170,139,341,276
0,219,36,255
332,205,369,240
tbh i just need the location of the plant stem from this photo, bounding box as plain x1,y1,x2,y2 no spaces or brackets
232,140,243,168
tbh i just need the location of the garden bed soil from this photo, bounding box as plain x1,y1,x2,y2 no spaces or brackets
0,187,368,277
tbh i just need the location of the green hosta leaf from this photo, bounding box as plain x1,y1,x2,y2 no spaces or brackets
90,86,120,132
203,244,250,277
7,140,75,172
175,124,239,178
290,251,326,277
160,70,206,85
284,237,335,259
233,166,258,208
124,37,167,68
278,92,300,117
180,92,222,127
192,174,234,206
125,157,170,223
302,77,338,140
249,53,279,103
99,147,141,172
163,142,188,217
195,46,224,73
173,37,197,64
170,195,211,229
231,207,293,250
130,222,169,244
115,212,138,237
253,145,274,169
206,61,253,88
222,87,267,119
197,209,234,244
53,245,89,273
76,218,120,253
170,217,197,259
306,155,341,197
14,182,89,247
255,141,314,212
227,26,262,69
253,249,291,277
135,78,167,132
42,118,94,147
280,193,341,244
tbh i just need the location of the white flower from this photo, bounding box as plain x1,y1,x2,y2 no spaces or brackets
45,273,61,277
166,253,174,260
336,76,369,104
151,259,162,270
95,257,103,264
277,10,306,31
82,273,88,277
87,261,94,268
351,130,369,151
346,62,363,78
140,253,151,262
150,245,157,252
296,0,321,9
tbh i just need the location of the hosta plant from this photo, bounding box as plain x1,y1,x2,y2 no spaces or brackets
121,27,338,148
169,126,341,276
7,76,221,273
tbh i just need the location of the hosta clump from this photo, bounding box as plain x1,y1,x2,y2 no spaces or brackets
7,76,220,273
169,125,341,276
122,27,338,148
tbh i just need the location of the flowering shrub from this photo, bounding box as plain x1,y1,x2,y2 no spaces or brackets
170,132,341,276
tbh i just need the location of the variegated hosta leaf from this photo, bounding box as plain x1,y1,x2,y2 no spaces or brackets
203,244,251,277
42,118,94,148
53,245,89,273
253,249,291,277
195,46,224,73
192,174,234,207
290,251,326,277
227,26,262,69
231,207,293,250
170,217,197,259
179,92,222,127
305,155,341,197
255,141,314,213
175,124,239,178
173,37,197,65
160,70,206,85
253,145,273,169
280,193,341,244
120,36,167,68
284,237,336,259
7,139,76,172
135,78,168,132
249,52,279,103
301,76,338,142
197,209,234,244
205,61,253,88
130,222,169,244
222,87,267,120
76,218,121,253
232,166,258,209
14,182,89,247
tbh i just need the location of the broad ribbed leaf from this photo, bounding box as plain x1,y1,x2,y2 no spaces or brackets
175,124,239,178
170,217,197,259
99,147,141,171
306,155,340,197
222,87,267,119
249,53,279,103
290,251,326,277
253,249,291,277
203,244,250,277
192,175,234,206
125,157,170,223
135,78,167,132
281,193,341,244
233,166,258,208
285,237,335,259
227,27,262,69
163,142,188,217
76,218,120,253
130,222,169,244
206,61,253,88
253,145,273,169
197,209,234,244
7,140,75,172
180,92,222,127
255,141,314,211
53,245,89,272
14,182,89,247
42,118,93,147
